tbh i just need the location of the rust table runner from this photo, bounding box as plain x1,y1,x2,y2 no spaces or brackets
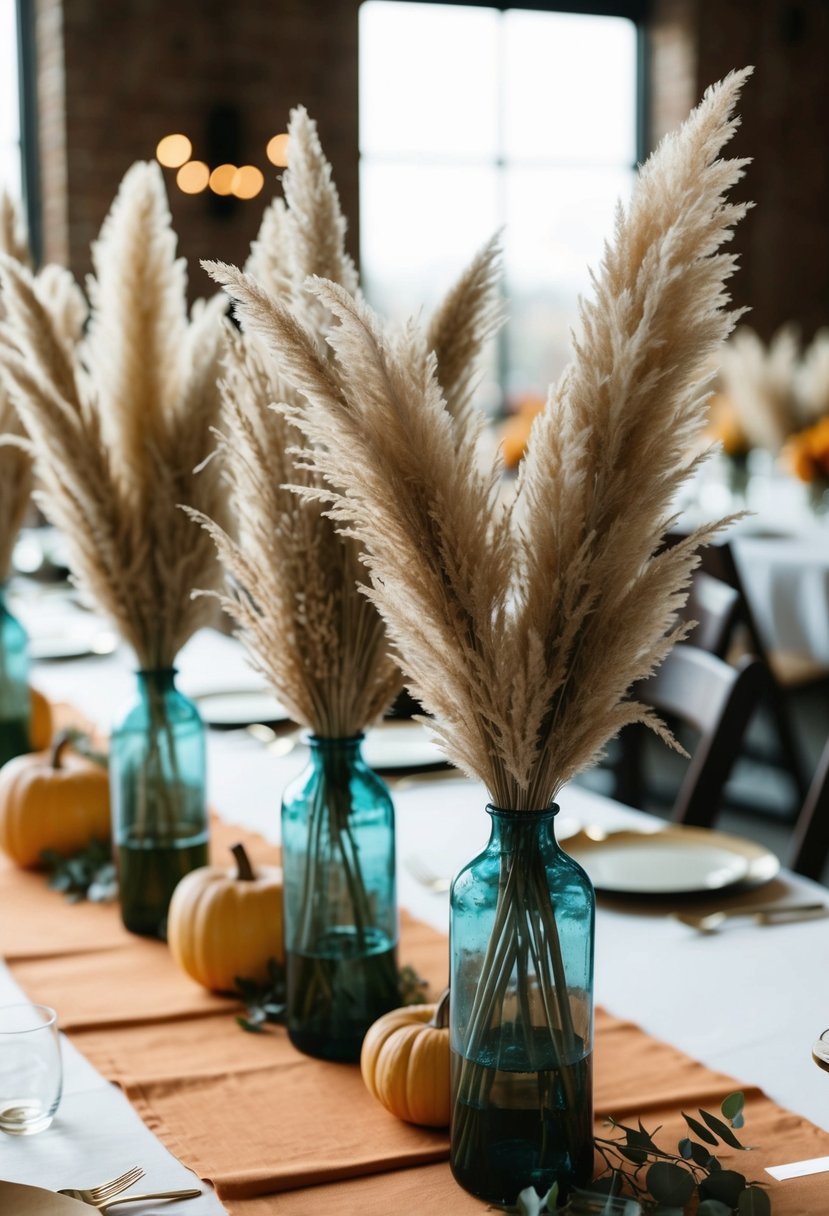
3,816,829,1214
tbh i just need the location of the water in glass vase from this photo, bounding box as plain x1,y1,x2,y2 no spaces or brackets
450,1038,594,1206
116,830,209,938
286,926,399,1062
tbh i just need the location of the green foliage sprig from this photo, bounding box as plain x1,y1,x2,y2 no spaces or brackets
234,959,430,1034
41,838,117,903
493,1094,771,1216
591,1091,770,1214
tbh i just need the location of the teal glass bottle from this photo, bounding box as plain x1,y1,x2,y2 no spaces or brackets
0,589,30,767
450,805,595,1206
110,669,209,939
281,734,399,1062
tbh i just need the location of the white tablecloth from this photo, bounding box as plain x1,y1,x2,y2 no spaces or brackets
2,624,829,1208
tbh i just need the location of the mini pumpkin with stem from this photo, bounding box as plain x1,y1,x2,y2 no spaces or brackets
0,729,110,868
167,842,284,993
361,988,451,1127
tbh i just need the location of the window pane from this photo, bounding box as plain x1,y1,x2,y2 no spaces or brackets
504,165,634,393
359,1,500,158
0,0,20,197
360,160,499,320
503,10,637,166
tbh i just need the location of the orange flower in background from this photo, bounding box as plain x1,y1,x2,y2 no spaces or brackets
783,415,829,483
499,394,545,470
705,391,751,458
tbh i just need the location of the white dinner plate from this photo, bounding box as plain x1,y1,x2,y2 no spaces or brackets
0,1180,90,1215
563,824,780,895
194,689,290,729
29,632,118,661
363,721,449,772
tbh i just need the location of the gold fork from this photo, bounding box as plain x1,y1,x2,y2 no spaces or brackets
57,1167,145,1206
96,1188,203,1210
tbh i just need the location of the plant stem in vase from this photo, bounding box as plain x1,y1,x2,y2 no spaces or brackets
0,588,30,766
281,734,399,1062
110,669,208,938
450,806,594,1205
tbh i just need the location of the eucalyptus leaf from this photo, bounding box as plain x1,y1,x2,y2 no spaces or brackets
41,839,117,903
721,1092,745,1121
646,1162,695,1207
681,1112,719,1147
698,1169,748,1207
737,1187,771,1215
700,1108,746,1149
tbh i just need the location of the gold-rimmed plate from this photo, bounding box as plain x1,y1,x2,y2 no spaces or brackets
0,1181,90,1215
563,824,780,896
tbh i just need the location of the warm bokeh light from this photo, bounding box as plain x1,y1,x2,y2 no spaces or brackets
231,165,265,199
266,133,290,167
176,160,209,194
156,133,192,169
209,163,237,195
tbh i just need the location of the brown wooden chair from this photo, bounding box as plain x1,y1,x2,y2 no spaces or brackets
672,539,810,810
789,738,829,881
614,643,769,828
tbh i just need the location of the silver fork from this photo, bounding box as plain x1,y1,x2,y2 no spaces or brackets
57,1167,145,1206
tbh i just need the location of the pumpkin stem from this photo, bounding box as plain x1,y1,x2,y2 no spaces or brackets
429,987,450,1029
49,729,75,770
231,842,256,881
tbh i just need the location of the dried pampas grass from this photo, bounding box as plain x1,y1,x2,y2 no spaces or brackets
0,192,87,579
0,163,226,667
192,107,500,736
208,68,753,810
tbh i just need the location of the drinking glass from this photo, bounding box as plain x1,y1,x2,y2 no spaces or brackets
0,1004,62,1134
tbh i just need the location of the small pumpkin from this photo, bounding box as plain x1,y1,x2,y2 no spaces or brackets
167,843,284,993
0,731,111,868
360,988,450,1127
29,687,53,751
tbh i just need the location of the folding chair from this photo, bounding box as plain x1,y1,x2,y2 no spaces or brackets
614,643,769,828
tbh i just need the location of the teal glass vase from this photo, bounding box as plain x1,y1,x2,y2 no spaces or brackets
281,734,399,1062
110,669,209,939
0,589,31,767
450,805,595,1206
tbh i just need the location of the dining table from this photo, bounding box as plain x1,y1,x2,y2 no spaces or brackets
3,593,829,1214
683,460,829,672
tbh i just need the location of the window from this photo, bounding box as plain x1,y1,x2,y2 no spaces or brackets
0,0,21,199
359,1,640,410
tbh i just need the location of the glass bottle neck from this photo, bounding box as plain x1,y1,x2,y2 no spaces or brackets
136,668,178,697
486,805,560,853
308,734,365,757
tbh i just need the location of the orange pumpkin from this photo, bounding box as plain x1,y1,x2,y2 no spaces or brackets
167,843,284,993
0,732,110,867
360,989,450,1127
29,687,53,751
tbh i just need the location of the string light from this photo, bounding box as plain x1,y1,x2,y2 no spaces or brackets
266,134,290,168
176,160,209,194
156,134,192,168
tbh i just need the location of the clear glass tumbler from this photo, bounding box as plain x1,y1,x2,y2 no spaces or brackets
0,1004,62,1135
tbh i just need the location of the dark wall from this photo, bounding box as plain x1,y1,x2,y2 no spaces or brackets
693,0,829,341
35,0,361,297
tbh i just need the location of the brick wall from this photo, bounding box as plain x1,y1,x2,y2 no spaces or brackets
34,0,361,297
33,0,829,336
